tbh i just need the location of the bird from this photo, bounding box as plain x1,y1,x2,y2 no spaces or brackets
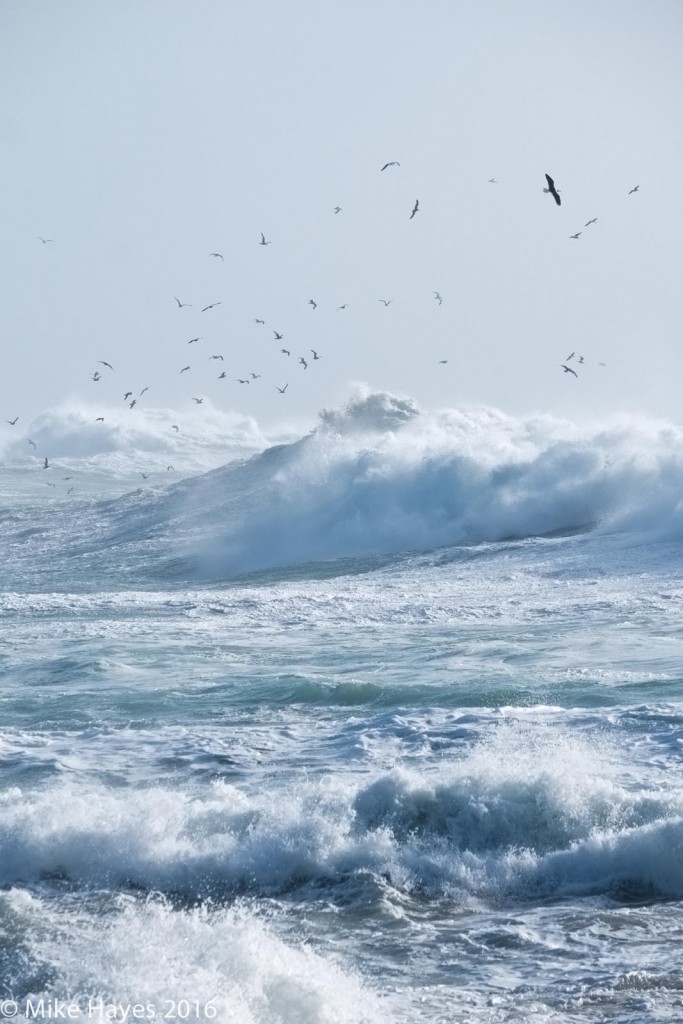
95,417,104,422
129,399,137,409
174,297,192,307
566,352,575,361
488,178,498,183
334,206,342,214
433,291,443,305
275,384,289,393
38,236,53,243
139,472,149,480
628,185,640,194
437,360,448,364
378,299,392,306
308,299,317,309
259,233,270,246
585,218,598,226
561,364,578,377
236,379,250,384
171,425,179,432
201,302,221,312
310,349,320,360
180,366,191,373
274,331,283,340
578,355,585,364
544,173,561,205
410,200,419,219
99,361,114,371
191,397,203,404
27,439,37,449
253,318,265,324
46,482,56,488
124,392,133,400
209,252,224,260
280,348,291,356
43,457,49,469
139,387,149,396
188,337,202,344
569,232,582,239
337,304,348,310
249,372,261,379
6,417,18,425
380,161,400,171
218,371,227,379
92,372,101,382
299,357,308,369
209,354,224,361
167,466,175,472
66,487,74,495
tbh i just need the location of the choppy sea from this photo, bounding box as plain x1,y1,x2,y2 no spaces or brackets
1,390,683,1023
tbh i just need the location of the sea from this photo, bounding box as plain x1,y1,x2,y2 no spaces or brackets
1,388,683,1023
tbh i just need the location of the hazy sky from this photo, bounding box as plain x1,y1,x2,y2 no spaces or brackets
2,0,683,434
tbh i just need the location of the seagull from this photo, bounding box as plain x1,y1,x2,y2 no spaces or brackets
209,252,224,260
180,366,191,373
585,218,598,226
334,206,342,214
6,417,18,425
433,291,443,305
46,482,56,488
171,425,179,432
188,337,202,344
139,472,149,480
27,439,37,449
544,173,561,205
274,331,283,340
249,372,261,379
488,178,498,183
174,297,192,308
253,318,265,324
437,360,448,364
167,465,175,472
569,232,582,239
280,348,291,356
139,387,149,396
628,185,640,194
92,372,101,381
124,392,133,400
299,357,308,369
66,486,74,495
236,379,250,384
201,302,221,312
209,354,224,361
259,233,270,246
43,457,49,469
38,236,54,243
566,352,575,361
410,199,419,219
380,161,400,171
309,299,317,309
578,355,585,364
311,349,320,360
378,299,392,306
275,384,289,393
337,304,348,311
95,417,104,422
129,399,137,409
561,364,578,377
191,397,203,404
218,371,227,379
99,361,114,371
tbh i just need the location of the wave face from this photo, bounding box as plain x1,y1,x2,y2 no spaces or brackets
3,387,683,583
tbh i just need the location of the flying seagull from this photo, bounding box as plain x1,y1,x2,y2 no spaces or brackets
139,472,149,480
337,304,348,310
585,218,598,226
310,349,320,360
201,302,221,312
139,387,149,396
191,397,204,404
209,354,224,361
488,178,498,184
38,236,54,243
236,379,250,384
180,366,190,373
249,372,261,379
569,232,582,239
129,399,137,409
218,371,227,379
566,351,575,361
410,199,419,219
628,185,640,194
43,457,49,469
544,173,561,205
6,416,18,425
274,331,283,340
174,297,192,308
378,299,392,306
561,364,578,377
124,392,133,400
171,425,179,432
275,384,288,393
259,233,270,246
209,252,224,260
188,336,202,344
280,348,290,356
380,161,400,171
308,299,317,309
27,439,37,449
437,360,448,364
334,206,342,214
99,361,114,371
433,291,443,305
92,372,101,382
299,357,308,369
95,417,104,422
253,318,265,324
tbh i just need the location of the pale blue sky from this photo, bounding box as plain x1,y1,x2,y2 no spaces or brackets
1,0,682,433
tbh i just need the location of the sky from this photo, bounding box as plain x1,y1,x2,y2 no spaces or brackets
2,0,683,438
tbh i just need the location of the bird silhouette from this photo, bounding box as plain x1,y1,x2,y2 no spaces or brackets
218,371,227,379
249,372,261,379
259,233,270,246
95,417,104,422
38,236,54,243
544,173,561,205
174,297,192,308
280,348,291,356
585,218,598,226
275,384,289,393
27,439,37,449
139,387,149,396
209,354,224,361
628,185,640,194
43,457,49,469
92,372,101,382
188,337,202,344
6,417,18,425
410,200,419,219
209,252,224,260
311,349,320,360
236,379,250,384
309,299,317,309
561,365,578,377
337,304,348,311
253,318,265,324
180,366,190,373
99,361,114,371
191,397,204,404
299,357,308,369
139,472,149,480
378,299,392,306
171,425,179,432
380,161,400,171
129,399,137,409
124,392,133,400
433,291,443,305
437,360,448,364
569,232,582,239
274,331,283,340
201,302,221,312
488,178,498,183
334,206,342,214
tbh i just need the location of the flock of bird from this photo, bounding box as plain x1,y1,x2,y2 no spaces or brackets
6,167,641,492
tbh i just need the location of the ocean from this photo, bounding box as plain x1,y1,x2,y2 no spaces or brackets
1,389,683,1023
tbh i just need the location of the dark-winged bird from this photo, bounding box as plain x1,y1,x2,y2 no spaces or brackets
561,364,578,377
628,185,640,194
544,174,561,205
381,162,400,171
276,384,288,393
410,200,419,219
